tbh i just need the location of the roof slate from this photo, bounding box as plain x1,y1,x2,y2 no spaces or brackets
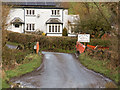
46,18,63,24
2,0,56,6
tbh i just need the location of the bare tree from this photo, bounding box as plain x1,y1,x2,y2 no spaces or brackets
2,4,11,47
1,3,12,79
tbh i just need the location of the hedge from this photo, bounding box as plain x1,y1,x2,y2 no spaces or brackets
2,47,31,69
7,31,77,51
88,39,111,47
7,31,111,51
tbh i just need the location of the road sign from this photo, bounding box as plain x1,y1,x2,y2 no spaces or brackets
78,34,90,42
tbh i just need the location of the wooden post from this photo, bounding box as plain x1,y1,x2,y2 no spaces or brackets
36,42,39,54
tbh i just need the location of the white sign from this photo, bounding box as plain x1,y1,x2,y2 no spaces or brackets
78,34,90,42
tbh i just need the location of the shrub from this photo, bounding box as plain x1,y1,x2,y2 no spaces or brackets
7,31,77,51
42,33,46,36
7,31,112,52
62,28,68,36
2,46,31,70
88,39,111,47
35,30,43,35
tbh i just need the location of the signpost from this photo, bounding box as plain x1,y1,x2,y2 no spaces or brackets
78,34,90,43
76,34,90,54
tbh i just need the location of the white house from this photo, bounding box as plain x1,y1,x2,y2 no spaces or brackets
3,1,79,36
67,15,80,37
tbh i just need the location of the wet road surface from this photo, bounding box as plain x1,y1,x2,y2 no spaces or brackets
6,44,17,49
11,51,113,88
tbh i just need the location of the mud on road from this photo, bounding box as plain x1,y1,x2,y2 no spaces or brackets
11,51,114,88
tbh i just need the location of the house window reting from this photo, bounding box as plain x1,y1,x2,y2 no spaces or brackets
58,25,60,32
52,25,54,32
14,24,20,28
57,10,60,15
55,25,57,32
51,10,60,16
49,25,51,32
26,24,35,31
48,24,61,33
26,10,35,15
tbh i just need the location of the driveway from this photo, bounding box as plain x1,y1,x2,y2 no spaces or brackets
11,51,113,88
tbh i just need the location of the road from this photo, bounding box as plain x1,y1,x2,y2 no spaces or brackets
6,44,17,49
11,51,113,88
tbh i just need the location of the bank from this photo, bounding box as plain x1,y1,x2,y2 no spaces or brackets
78,53,118,88
2,42,42,88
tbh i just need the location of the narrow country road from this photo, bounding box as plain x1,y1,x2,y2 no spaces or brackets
11,51,113,88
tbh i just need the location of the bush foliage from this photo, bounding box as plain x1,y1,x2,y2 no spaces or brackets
88,39,111,47
7,31,77,51
62,28,68,36
2,46,31,70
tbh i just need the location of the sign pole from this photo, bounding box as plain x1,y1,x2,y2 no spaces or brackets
36,42,39,54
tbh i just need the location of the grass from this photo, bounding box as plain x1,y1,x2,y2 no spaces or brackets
2,79,9,88
41,48,76,54
0,78,2,89
79,53,119,85
2,53,42,88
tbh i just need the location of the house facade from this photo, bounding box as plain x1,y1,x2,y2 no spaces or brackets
4,2,79,36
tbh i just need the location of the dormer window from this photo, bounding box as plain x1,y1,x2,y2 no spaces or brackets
26,10,35,15
51,10,60,16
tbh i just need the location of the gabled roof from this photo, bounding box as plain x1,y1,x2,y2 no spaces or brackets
11,17,24,24
46,18,63,24
2,0,56,6
2,0,68,9
3,2,56,6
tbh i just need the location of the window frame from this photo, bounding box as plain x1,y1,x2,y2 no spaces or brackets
48,24,61,33
58,25,60,32
49,24,51,32
26,10,35,16
26,24,35,31
52,25,54,32
55,25,57,32
51,10,60,16
57,10,60,15
14,24,20,28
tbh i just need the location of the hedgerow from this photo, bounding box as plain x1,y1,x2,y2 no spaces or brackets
7,31,112,51
7,31,77,51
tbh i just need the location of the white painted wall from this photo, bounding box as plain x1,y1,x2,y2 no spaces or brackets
7,8,24,33
7,7,78,36
11,24,23,33
24,8,63,33
47,34,62,36
63,9,69,29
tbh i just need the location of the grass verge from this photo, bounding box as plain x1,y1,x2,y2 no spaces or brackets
41,48,76,54
2,53,42,88
79,53,118,87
